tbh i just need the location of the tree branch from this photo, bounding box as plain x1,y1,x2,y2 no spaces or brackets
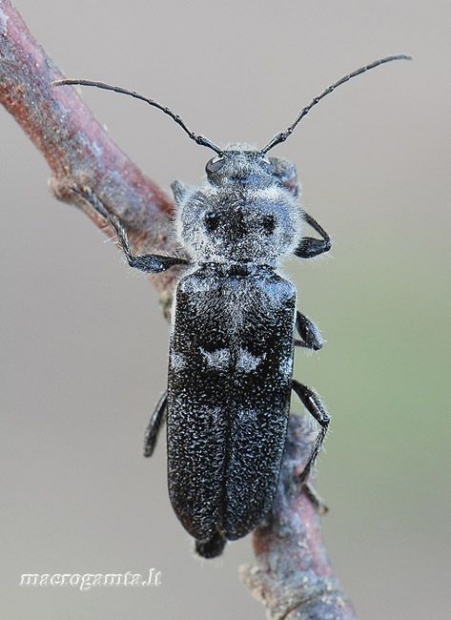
0,1,356,617
0,0,180,315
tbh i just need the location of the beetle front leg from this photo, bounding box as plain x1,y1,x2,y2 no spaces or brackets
72,186,189,273
291,379,330,483
294,211,331,259
295,310,323,350
106,213,189,273
144,391,167,457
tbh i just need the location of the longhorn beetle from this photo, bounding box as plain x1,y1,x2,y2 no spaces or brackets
54,54,410,558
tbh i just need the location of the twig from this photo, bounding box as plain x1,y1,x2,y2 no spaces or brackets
0,1,356,617
0,0,179,315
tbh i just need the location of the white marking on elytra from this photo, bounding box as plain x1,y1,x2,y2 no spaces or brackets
170,351,187,370
200,347,231,370
278,356,293,377
200,346,263,372
236,349,263,372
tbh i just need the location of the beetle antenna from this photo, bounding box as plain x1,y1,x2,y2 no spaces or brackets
262,54,412,154
51,78,223,155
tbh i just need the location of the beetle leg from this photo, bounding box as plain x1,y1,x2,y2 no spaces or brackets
144,391,167,457
291,380,330,483
72,186,189,273
295,310,323,350
303,482,329,515
108,214,189,273
294,211,331,259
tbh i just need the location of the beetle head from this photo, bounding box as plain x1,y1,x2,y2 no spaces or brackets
175,147,302,266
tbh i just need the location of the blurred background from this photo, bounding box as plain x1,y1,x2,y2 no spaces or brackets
1,1,450,618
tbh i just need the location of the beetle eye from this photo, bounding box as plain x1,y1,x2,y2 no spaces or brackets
259,156,275,173
262,214,276,234
205,212,221,231
206,156,225,174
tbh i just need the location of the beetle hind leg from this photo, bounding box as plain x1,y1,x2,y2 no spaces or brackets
303,482,329,515
144,391,167,457
291,380,330,484
195,532,227,559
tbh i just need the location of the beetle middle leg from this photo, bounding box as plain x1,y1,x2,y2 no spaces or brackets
144,391,167,457
295,310,323,350
291,379,330,484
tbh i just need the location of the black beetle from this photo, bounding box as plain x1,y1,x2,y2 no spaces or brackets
54,54,410,557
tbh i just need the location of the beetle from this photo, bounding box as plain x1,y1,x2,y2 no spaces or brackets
54,54,410,558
